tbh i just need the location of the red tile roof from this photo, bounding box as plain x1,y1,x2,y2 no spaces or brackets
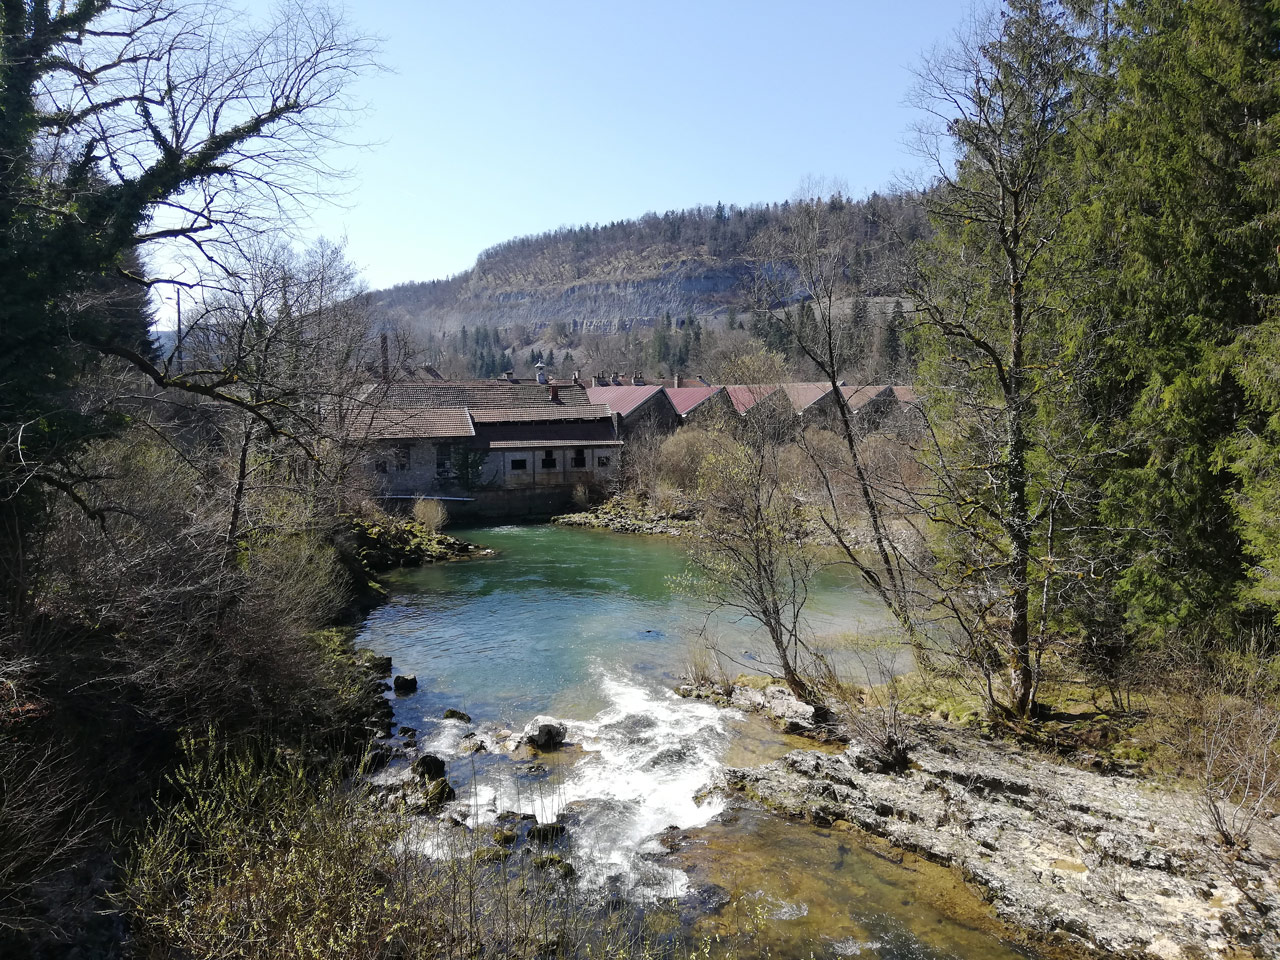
780,382,835,413
725,384,781,415
839,385,895,410
664,386,724,416
586,385,664,417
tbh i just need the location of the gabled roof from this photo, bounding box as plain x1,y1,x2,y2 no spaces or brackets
586,385,664,417
665,386,724,417
725,384,781,415
780,382,835,413
839,385,896,410
890,386,918,404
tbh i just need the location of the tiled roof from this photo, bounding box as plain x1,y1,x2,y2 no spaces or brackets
381,380,591,408
470,404,612,423
356,406,475,441
780,382,835,413
890,386,918,404
664,386,724,416
725,384,781,415
586,385,665,417
839,385,895,410
472,420,621,449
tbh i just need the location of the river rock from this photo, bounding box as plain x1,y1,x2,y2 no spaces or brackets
527,822,567,844
411,778,455,815
443,708,472,723
722,718,1280,960
392,674,417,694
522,716,567,751
411,753,446,781
356,649,393,675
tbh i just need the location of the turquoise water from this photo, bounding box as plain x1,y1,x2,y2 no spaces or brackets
355,525,1027,960
358,523,895,726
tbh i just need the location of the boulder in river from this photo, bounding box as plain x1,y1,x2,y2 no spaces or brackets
411,753,446,781
443,708,472,723
392,674,417,694
413,778,455,815
521,716,567,751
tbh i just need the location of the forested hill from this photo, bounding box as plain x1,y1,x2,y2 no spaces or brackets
370,191,927,335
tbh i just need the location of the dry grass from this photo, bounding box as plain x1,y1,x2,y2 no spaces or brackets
412,498,449,533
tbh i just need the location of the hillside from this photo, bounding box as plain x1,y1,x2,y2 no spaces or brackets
370,192,926,338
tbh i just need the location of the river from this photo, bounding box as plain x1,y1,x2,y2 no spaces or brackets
355,524,1029,960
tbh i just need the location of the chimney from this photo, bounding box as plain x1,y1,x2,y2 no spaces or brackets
572,370,581,385
674,374,680,388
550,384,559,402
380,332,390,383
536,361,547,385
611,371,621,386
503,369,514,381
631,372,643,386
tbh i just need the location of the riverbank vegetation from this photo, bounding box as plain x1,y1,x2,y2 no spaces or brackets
4,0,1280,957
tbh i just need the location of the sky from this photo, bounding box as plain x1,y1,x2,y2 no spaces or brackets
302,1,977,291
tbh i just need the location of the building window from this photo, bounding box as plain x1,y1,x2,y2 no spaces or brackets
541,449,557,469
597,456,611,468
511,458,527,471
436,442,451,475
374,459,388,474
394,444,410,472
571,448,586,468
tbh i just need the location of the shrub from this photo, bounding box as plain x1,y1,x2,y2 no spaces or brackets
412,497,449,533
657,429,718,493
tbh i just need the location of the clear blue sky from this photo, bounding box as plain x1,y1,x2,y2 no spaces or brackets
307,1,975,290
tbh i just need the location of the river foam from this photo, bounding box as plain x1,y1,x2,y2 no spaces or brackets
432,665,734,900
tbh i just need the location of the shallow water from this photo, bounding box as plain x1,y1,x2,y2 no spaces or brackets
355,524,1027,959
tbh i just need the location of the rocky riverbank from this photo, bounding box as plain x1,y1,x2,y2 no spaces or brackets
699,682,1279,960
553,494,696,537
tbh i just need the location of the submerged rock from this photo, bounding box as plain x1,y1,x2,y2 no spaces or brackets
527,822,567,844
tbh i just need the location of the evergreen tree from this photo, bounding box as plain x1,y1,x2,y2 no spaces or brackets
1072,0,1280,636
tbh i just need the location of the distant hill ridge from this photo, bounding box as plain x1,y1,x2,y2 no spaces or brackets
370,192,925,336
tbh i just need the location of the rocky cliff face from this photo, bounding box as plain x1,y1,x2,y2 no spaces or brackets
373,257,753,335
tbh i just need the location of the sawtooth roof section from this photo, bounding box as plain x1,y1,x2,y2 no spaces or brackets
725,384,781,415
586,385,663,417
664,386,724,416
840,385,896,409
469,404,613,423
358,406,475,441
780,382,835,413
472,420,622,450
381,380,592,409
